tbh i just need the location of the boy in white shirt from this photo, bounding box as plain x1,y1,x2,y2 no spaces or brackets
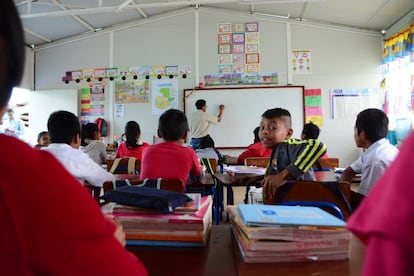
340,108,399,196
43,110,114,187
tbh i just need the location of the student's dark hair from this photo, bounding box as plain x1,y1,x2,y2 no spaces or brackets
123,121,141,149
199,135,215,149
195,99,206,110
253,127,260,143
302,122,320,139
81,123,99,146
47,110,81,145
355,108,389,142
261,108,292,128
0,0,26,108
37,131,48,143
158,109,188,141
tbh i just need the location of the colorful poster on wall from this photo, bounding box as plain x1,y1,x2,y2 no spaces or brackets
114,80,149,104
80,87,91,116
292,50,312,75
80,82,105,116
151,79,178,115
217,22,260,74
304,88,323,126
89,82,105,116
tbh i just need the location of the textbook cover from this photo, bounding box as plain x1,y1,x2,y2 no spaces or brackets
227,206,348,241
237,204,345,228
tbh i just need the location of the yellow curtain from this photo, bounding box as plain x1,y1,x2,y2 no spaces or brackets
383,23,414,62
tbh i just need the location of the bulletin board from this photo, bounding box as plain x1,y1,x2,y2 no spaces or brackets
184,86,305,148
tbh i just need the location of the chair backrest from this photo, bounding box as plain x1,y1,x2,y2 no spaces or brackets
244,157,269,168
103,178,183,194
264,180,352,220
107,157,141,174
200,158,217,174
312,158,339,171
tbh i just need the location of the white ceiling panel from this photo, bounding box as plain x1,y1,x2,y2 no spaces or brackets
13,0,414,47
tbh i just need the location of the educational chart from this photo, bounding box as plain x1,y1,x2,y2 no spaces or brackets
151,79,178,115
217,22,260,74
291,50,312,75
304,88,323,126
80,82,105,116
331,88,380,119
114,80,149,104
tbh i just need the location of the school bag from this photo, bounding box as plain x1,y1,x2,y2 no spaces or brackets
95,117,108,137
100,185,191,214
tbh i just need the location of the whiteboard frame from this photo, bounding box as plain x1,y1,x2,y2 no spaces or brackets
184,86,305,148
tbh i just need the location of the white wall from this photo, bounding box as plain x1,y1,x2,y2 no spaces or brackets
30,8,383,167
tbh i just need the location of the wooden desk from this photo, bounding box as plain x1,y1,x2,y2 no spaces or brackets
128,224,237,276
129,224,365,276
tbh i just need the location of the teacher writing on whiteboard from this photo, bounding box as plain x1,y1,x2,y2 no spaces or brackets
189,99,225,150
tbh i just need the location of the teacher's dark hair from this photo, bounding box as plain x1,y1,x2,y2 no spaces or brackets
0,0,25,108
195,99,206,110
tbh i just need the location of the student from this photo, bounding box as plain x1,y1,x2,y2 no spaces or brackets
0,1,147,274
140,109,202,190
115,120,149,160
301,122,328,158
189,99,225,149
258,108,327,200
225,126,272,164
34,131,50,148
346,132,414,275
196,135,226,165
340,108,399,196
43,110,114,187
81,122,107,165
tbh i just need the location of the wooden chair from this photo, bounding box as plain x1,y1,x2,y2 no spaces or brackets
103,178,183,194
244,157,269,168
264,180,352,220
107,157,141,175
312,157,339,171
84,181,102,203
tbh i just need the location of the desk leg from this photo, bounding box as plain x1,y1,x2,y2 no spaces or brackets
213,184,223,225
226,186,234,221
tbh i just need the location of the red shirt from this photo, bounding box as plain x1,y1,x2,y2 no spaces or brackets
0,134,147,276
237,142,272,164
115,142,150,160
140,142,202,189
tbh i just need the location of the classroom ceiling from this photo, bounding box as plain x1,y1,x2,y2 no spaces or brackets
15,0,414,47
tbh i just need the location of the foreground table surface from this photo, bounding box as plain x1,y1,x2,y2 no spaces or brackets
128,224,365,276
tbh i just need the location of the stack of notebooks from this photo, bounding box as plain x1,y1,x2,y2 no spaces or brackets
227,204,351,263
104,194,213,247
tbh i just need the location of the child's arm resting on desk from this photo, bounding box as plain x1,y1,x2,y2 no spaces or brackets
263,139,327,200
339,166,357,183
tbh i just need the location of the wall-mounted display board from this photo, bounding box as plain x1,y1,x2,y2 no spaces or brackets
184,86,305,148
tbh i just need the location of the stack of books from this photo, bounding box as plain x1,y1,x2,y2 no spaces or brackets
227,204,351,263
104,194,213,247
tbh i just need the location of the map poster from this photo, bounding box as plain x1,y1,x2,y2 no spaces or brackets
151,79,178,115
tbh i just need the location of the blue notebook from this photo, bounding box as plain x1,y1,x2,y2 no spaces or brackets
237,204,345,228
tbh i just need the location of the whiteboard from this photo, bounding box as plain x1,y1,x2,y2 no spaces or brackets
184,86,305,148
28,89,78,145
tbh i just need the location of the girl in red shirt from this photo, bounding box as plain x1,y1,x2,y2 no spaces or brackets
115,121,149,160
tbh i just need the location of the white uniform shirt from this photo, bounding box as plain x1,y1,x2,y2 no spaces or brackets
43,143,114,187
350,138,399,195
190,110,218,138
81,140,107,165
